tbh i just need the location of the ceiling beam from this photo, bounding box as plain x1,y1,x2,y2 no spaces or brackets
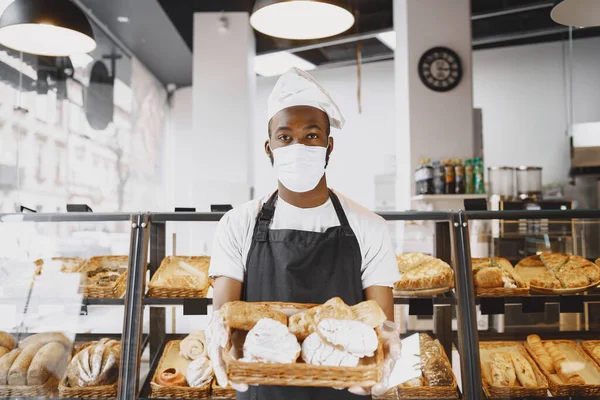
471,1,554,20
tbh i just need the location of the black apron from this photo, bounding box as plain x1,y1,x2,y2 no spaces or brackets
237,190,369,400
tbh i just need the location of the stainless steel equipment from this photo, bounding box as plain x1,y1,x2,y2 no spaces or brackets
516,166,542,201
488,166,515,199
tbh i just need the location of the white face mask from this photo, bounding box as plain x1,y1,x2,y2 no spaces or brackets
271,143,328,193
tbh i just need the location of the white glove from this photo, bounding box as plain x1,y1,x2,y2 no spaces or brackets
348,321,402,397
205,309,248,392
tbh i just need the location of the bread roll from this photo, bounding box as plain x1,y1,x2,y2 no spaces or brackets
526,335,554,373
474,268,503,288
186,357,213,387
301,333,359,367
0,332,16,351
489,352,516,387
180,331,206,361
27,342,67,386
544,342,585,385
350,300,386,328
289,297,353,340
241,318,300,364
0,349,22,385
510,353,537,388
221,301,287,331
19,332,70,350
8,343,44,386
157,368,187,387
0,347,9,359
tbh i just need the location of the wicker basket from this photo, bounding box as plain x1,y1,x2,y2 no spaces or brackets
475,258,530,297
35,257,87,273
58,376,117,399
582,340,600,367
373,388,398,399
0,376,58,397
147,256,211,298
480,341,548,398
223,301,384,388
525,339,600,396
396,341,458,399
81,256,128,298
211,379,236,399
150,341,210,399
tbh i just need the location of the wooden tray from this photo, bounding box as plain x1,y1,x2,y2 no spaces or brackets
525,339,600,396
147,256,211,298
480,341,548,398
150,341,210,399
82,256,128,298
396,340,458,399
582,341,600,368
211,379,236,399
0,376,58,397
223,302,384,388
475,258,530,297
58,376,117,399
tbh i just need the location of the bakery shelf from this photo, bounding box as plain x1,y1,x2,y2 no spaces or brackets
478,330,600,342
0,212,134,222
143,297,213,306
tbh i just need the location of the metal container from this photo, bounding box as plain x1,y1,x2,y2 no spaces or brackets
516,166,542,201
488,166,515,199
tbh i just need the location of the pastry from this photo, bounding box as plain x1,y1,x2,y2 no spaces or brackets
157,368,187,387
592,345,600,361
0,347,8,359
396,253,434,273
82,256,127,287
221,301,287,331
474,267,503,288
402,377,424,387
583,265,600,283
180,331,207,361
420,334,453,386
395,259,454,290
489,352,516,387
19,332,71,350
510,353,537,388
186,356,213,387
556,271,590,289
350,300,386,328
316,319,378,358
288,297,353,340
150,256,210,289
241,318,300,364
544,342,585,385
472,258,492,273
27,342,68,386
0,349,22,385
8,343,45,386
66,342,120,387
526,335,554,373
301,333,359,367
0,332,16,350
540,253,569,271
530,271,561,289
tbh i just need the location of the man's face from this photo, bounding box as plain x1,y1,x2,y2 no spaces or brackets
265,105,334,166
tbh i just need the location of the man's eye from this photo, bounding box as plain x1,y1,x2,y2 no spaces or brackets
307,133,319,139
278,135,291,141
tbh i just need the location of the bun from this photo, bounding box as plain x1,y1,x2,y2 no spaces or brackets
27,342,68,386
157,368,187,387
19,332,70,351
221,301,287,331
288,297,353,340
0,332,16,351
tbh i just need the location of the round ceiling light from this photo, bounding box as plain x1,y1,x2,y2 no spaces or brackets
0,0,96,56
250,0,355,40
551,0,600,27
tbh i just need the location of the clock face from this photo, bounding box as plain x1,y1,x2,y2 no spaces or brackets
418,47,462,92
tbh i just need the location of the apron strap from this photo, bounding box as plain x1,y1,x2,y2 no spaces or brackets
255,190,278,242
328,189,354,236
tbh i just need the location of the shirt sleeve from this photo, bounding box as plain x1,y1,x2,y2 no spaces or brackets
209,211,245,282
360,217,401,289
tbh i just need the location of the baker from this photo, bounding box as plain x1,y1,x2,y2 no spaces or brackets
206,68,401,400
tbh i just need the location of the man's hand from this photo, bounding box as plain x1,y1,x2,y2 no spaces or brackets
348,320,402,396
205,309,248,392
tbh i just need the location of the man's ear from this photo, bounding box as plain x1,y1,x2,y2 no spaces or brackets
264,140,272,158
327,136,334,155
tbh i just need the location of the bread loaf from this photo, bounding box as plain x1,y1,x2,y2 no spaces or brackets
510,352,537,388
66,342,119,387
19,332,70,351
489,352,516,387
8,343,44,386
0,349,22,385
544,342,585,385
27,342,67,386
350,300,387,328
0,332,16,351
0,347,9,359
221,301,287,331
526,335,554,373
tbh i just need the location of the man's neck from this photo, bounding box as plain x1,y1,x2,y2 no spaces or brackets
278,176,329,208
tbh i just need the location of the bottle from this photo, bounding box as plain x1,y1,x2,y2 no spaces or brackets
444,160,455,194
454,159,465,194
432,161,445,194
423,158,434,194
474,157,485,194
465,159,474,194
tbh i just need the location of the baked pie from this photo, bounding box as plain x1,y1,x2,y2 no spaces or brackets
521,253,600,290
394,254,454,290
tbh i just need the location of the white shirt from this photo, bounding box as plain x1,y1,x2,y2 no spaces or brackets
209,191,400,289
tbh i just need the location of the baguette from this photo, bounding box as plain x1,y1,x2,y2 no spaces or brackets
0,332,16,351
0,347,9,359
27,342,67,386
544,342,585,385
221,301,288,332
19,332,70,351
526,334,555,373
489,352,516,387
8,344,44,386
0,349,21,385
510,352,537,388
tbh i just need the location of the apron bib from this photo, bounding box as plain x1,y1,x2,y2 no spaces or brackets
237,190,369,400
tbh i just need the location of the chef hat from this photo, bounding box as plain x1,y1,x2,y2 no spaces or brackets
267,67,345,130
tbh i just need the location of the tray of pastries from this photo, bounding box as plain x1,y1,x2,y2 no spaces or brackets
393,253,454,297
472,257,528,297
80,256,128,298
480,341,548,398
0,331,71,397
525,335,600,397
150,336,211,399
581,341,600,368
516,253,600,294
35,257,87,273
147,256,211,298
59,338,120,399
221,297,386,388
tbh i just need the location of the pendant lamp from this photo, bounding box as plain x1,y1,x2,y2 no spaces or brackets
0,0,96,56
250,0,355,40
551,0,600,28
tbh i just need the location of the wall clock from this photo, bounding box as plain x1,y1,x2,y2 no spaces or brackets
418,47,462,92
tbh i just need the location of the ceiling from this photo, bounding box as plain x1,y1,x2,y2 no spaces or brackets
56,0,600,86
